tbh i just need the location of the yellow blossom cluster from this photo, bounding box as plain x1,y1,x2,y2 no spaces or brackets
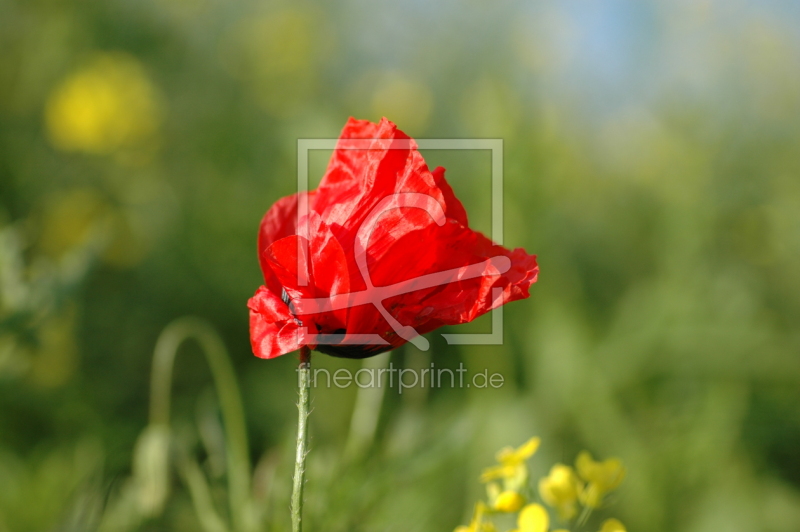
455,438,627,532
45,52,161,155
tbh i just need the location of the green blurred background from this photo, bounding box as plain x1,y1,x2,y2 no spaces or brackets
2,0,800,530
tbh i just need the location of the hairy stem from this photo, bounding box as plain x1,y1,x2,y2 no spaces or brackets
291,346,312,532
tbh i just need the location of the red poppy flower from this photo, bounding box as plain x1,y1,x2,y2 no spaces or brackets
248,118,538,359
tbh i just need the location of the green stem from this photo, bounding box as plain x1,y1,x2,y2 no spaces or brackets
576,502,593,529
344,352,389,460
291,346,312,532
149,317,253,532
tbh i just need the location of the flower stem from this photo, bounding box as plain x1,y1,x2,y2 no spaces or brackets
149,317,253,532
291,346,312,532
576,503,593,529
344,352,389,460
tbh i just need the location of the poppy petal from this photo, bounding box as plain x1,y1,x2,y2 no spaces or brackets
249,117,539,359
315,118,446,248
265,214,350,332
258,191,315,293
432,166,468,227
367,220,538,333
247,286,302,359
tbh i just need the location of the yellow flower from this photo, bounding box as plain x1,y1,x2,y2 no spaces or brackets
598,518,626,532
480,437,540,488
493,490,525,513
509,503,549,532
45,52,160,154
575,451,626,508
497,437,541,464
538,463,583,520
454,502,497,532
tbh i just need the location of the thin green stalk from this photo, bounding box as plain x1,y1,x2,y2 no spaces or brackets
344,352,389,460
177,453,231,532
149,317,253,532
576,502,593,529
291,346,312,532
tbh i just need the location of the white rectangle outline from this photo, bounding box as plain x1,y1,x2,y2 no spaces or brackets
296,138,504,346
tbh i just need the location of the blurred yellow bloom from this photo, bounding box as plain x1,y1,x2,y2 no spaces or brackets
462,440,626,532
39,188,110,258
575,451,626,508
37,188,148,268
45,52,160,154
480,436,540,485
509,503,549,532
454,502,497,532
493,490,525,513
218,9,328,116
538,463,583,520
598,518,626,532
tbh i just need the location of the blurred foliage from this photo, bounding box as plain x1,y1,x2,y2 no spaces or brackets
2,0,800,531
